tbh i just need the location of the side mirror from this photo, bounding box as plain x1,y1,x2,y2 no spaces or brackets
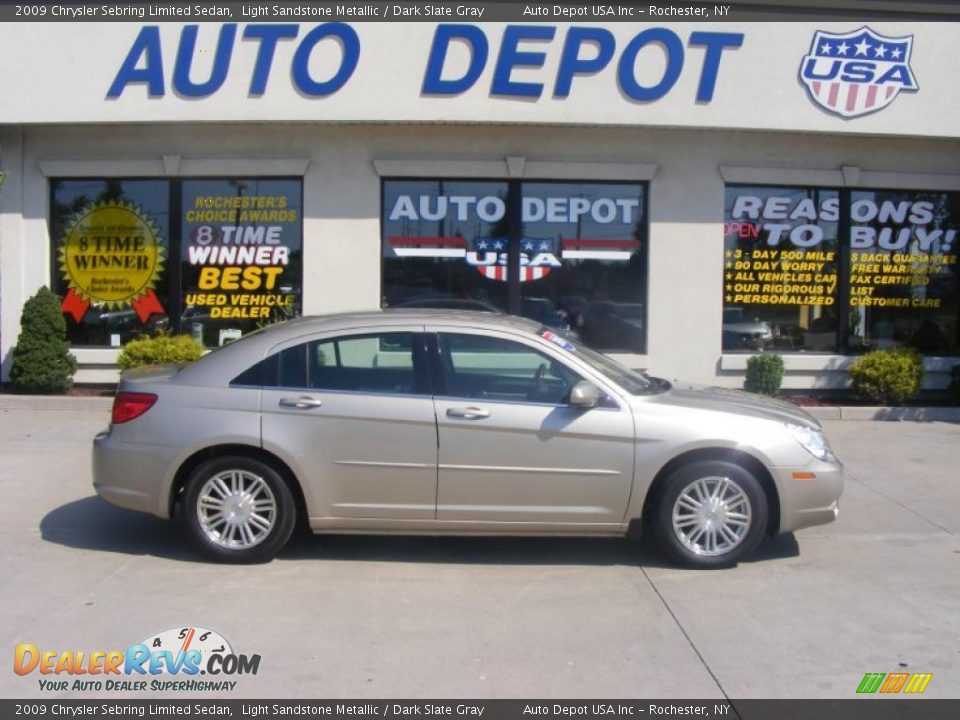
568,380,600,409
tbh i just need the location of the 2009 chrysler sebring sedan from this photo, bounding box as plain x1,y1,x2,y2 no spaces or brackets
93,310,843,567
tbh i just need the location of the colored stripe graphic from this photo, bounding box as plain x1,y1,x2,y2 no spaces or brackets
879,673,909,694
856,671,932,694
903,673,933,694
857,673,885,694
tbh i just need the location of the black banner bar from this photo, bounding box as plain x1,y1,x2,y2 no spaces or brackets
1,1,959,23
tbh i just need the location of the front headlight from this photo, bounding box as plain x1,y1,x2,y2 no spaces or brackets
786,423,834,461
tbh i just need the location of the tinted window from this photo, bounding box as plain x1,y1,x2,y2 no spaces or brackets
307,333,421,394
723,186,840,352
724,185,960,355
382,179,648,353
847,190,959,354
232,333,423,393
437,333,581,404
181,178,303,348
230,346,305,387
51,179,172,347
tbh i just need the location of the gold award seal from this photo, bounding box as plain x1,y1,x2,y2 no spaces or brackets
58,200,166,323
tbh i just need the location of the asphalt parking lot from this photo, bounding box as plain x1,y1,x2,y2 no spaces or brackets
0,395,957,700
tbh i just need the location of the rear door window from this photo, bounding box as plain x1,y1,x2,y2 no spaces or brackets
231,332,427,395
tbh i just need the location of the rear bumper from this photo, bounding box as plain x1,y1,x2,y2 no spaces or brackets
92,431,177,518
773,460,845,534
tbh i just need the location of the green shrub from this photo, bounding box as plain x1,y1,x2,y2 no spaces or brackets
117,334,205,371
744,353,785,396
849,348,924,405
949,365,960,405
10,287,77,394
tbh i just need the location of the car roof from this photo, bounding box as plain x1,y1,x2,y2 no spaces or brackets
174,309,543,386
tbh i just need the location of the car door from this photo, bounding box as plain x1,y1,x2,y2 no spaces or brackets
257,329,438,520
430,329,635,526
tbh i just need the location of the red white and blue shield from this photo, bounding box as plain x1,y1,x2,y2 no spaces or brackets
799,26,917,119
468,236,559,282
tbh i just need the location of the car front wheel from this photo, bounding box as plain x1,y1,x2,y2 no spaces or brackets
181,456,296,563
653,460,768,569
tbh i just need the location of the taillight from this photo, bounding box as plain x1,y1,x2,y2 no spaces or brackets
112,392,158,424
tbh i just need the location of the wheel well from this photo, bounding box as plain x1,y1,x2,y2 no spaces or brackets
169,444,309,527
640,447,781,535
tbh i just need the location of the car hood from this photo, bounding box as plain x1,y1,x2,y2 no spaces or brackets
644,382,820,429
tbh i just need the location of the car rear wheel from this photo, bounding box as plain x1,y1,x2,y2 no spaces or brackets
181,456,296,563
652,460,768,569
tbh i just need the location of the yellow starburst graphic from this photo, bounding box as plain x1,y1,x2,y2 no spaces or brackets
58,200,165,309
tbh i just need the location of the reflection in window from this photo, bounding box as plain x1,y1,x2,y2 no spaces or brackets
847,191,959,354
181,179,303,347
723,186,840,352
521,182,646,353
307,333,419,394
382,180,510,312
723,185,959,356
382,180,647,353
51,179,172,347
438,333,581,404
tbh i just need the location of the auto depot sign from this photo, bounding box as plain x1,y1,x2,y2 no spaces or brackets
0,21,956,136
105,23,743,102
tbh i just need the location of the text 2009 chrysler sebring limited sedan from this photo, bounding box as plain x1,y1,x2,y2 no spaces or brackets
93,311,843,567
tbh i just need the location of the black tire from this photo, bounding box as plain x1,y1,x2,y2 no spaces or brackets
652,460,768,569
181,455,297,563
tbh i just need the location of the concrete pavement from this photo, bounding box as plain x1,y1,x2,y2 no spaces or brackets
0,396,957,699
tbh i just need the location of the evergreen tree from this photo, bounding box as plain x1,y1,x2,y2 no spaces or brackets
10,287,77,393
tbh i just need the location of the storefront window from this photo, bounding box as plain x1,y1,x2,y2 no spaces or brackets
724,185,959,355
51,177,302,348
382,180,510,312
382,179,648,353
181,179,303,347
847,190,959,353
51,179,172,347
723,186,840,352
521,182,645,352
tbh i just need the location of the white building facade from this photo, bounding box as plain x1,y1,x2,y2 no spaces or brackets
1,16,959,388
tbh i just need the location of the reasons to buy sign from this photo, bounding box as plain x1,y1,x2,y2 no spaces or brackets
58,201,166,323
724,192,957,308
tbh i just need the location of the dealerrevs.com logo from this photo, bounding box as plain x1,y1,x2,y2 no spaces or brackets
14,626,260,693
799,26,918,118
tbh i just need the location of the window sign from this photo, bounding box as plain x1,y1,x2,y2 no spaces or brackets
848,191,959,352
181,179,303,347
51,177,303,348
383,180,647,353
724,185,959,355
51,180,171,347
723,187,840,351
383,180,510,311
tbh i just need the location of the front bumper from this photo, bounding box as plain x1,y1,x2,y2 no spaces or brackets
92,430,179,518
773,459,845,534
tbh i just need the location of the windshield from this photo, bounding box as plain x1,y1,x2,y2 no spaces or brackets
538,329,656,395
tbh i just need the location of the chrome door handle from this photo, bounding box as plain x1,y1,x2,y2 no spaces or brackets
279,396,323,409
446,406,490,420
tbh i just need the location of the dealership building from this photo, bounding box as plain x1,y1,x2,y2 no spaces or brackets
1,9,959,389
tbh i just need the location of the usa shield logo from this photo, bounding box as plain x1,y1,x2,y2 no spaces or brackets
468,236,559,282
799,27,918,118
